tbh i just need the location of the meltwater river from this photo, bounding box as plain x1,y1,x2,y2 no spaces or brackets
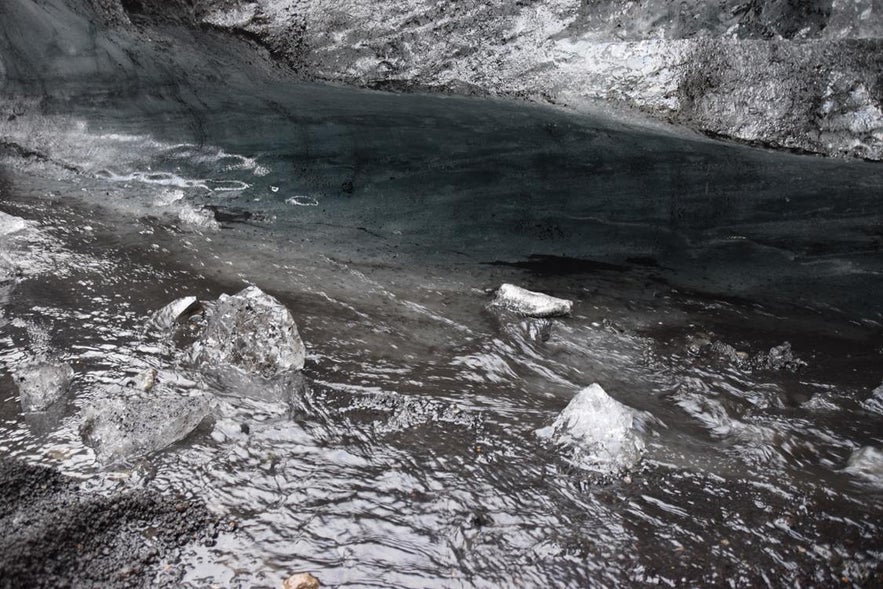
1,1,882,586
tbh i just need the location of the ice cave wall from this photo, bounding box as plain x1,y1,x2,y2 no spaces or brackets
79,0,883,160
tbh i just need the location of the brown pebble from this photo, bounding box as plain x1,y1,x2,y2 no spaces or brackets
283,572,320,589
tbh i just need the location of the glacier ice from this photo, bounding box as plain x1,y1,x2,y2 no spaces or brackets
189,286,306,378
537,383,645,474
490,283,572,318
80,370,213,463
15,361,74,412
149,295,200,331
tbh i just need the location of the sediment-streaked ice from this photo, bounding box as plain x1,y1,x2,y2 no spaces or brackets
537,383,645,474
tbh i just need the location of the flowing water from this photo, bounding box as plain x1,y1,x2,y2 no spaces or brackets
1,2,883,587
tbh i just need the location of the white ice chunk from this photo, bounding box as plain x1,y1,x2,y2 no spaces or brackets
537,383,645,474
490,283,572,317
177,204,219,231
0,211,30,236
861,382,883,415
190,285,305,378
15,361,74,412
845,446,883,486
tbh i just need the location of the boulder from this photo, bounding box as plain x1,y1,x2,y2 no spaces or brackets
490,284,572,318
537,383,645,474
14,361,74,412
190,286,305,378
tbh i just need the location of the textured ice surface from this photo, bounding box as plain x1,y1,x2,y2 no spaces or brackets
490,284,572,318
190,286,305,377
128,0,883,159
845,446,883,486
14,361,74,412
80,371,213,463
537,383,645,474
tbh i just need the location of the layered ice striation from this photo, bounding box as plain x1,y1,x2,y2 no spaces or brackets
490,284,573,318
80,370,213,463
537,383,645,474
14,361,74,412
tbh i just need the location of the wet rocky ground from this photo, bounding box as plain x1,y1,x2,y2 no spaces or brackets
0,458,222,589
1,168,882,586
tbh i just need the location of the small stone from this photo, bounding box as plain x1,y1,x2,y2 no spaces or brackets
283,572,320,589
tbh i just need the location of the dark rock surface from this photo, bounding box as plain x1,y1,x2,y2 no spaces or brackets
0,458,220,589
90,0,883,159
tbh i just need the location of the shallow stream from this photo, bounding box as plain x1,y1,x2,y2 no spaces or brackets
1,3,882,586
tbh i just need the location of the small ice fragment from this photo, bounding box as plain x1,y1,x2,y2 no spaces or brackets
80,373,213,463
0,211,30,236
286,196,319,206
153,188,185,206
15,361,74,412
845,446,883,486
177,205,219,231
861,382,883,415
149,296,200,331
490,283,572,317
537,383,645,474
